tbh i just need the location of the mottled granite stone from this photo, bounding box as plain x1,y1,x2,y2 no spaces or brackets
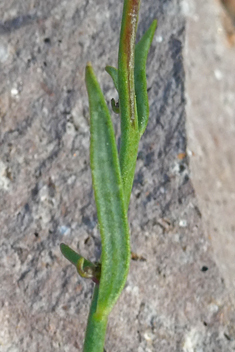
0,0,234,351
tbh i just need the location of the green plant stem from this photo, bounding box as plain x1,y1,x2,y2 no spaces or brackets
83,285,108,352
118,0,141,209
60,1,157,350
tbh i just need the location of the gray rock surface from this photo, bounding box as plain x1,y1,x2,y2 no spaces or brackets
0,0,235,351
184,0,235,306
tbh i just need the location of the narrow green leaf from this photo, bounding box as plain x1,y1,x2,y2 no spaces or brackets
135,20,157,136
118,0,141,209
60,243,92,268
105,66,119,91
85,63,130,318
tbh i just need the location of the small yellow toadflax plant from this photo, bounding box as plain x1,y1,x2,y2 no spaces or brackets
60,1,157,350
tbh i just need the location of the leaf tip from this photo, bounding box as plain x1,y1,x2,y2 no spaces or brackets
60,243,66,253
153,19,157,28
86,62,93,76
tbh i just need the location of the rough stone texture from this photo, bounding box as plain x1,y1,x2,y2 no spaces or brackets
0,0,235,351
184,0,235,307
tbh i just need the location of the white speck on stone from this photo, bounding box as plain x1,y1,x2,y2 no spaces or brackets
180,0,191,15
208,303,219,314
67,175,76,185
183,328,203,352
0,161,10,190
59,225,71,236
39,185,49,202
179,219,187,228
143,331,153,342
125,284,139,295
214,69,223,81
138,347,145,352
180,0,196,19
42,107,49,116
156,35,163,43
11,88,19,97
187,149,193,157
125,285,132,293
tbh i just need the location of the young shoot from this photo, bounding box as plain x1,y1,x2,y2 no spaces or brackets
60,1,157,350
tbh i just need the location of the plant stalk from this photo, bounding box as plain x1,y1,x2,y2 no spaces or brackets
118,0,141,209
83,285,108,352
